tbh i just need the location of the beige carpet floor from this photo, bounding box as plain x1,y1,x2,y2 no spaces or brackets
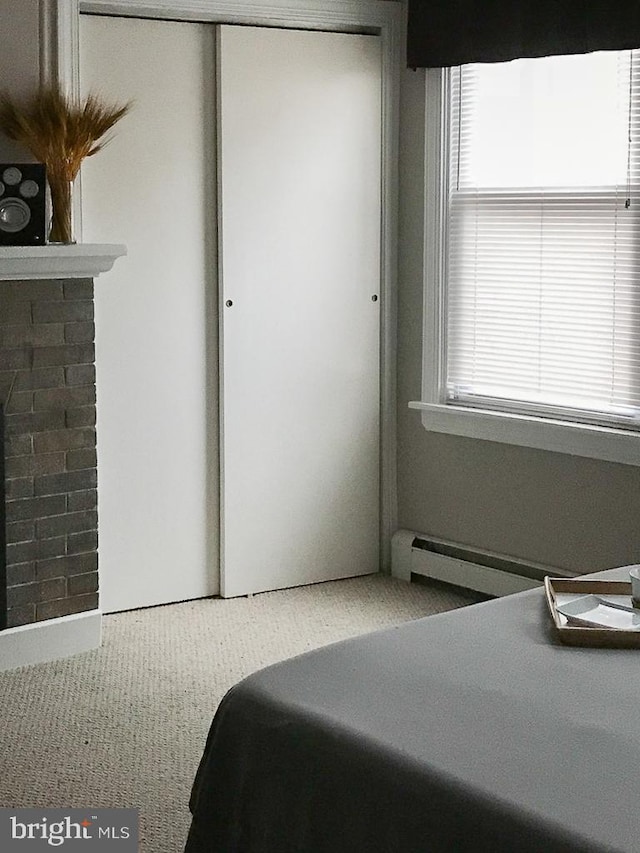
0,574,480,852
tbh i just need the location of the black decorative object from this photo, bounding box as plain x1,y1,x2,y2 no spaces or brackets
0,87,131,244
407,0,640,68
0,163,46,246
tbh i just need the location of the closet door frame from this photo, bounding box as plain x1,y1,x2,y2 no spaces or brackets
43,0,402,571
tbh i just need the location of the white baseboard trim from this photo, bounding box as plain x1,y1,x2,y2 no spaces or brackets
0,610,102,672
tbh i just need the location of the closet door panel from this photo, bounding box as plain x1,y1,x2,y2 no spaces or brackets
80,15,219,611
218,25,382,597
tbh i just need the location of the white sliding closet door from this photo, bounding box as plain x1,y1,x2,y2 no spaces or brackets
218,26,382,597
80,16,219,612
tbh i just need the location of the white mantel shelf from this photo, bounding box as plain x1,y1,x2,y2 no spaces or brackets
0,244,127,280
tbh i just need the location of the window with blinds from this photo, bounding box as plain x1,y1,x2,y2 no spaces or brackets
445,50,640,430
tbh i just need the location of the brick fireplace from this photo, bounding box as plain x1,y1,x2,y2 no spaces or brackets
0,277,98,630
0,246,124,668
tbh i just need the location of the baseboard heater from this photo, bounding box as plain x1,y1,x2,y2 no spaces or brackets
391,529,575,598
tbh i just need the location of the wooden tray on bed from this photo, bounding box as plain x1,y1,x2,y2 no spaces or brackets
544,576,640,648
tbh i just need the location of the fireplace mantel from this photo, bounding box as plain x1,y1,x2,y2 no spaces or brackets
0,244,127,281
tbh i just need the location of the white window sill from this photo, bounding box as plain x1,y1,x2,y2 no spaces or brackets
0,244,127,280
408,401,640,467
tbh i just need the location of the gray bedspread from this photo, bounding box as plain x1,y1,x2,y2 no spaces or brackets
185,566,639,852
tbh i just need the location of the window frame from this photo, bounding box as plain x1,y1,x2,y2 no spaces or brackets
410,67,640,467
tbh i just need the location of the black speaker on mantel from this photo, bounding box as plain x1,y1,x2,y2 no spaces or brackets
0,164,47,246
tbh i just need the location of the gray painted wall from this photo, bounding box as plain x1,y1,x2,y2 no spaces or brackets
396,67,640,574
0,0,40,160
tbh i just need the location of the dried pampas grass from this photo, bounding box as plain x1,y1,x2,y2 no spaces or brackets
0,85,131,242
0,85,131,181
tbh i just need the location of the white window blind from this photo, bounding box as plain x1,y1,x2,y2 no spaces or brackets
446,50,640,429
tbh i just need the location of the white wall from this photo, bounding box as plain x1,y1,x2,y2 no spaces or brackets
0,0,41,160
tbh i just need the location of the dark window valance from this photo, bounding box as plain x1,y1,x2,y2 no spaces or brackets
407,1,640,68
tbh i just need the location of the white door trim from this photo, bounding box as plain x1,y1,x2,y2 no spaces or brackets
44,0,401,571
